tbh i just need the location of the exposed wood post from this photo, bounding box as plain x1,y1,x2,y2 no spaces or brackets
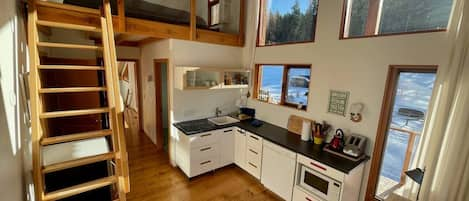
117,0,126,32
238,0,246,45
190,0,196,40
364,0,381,35
103,0,130,194
28,1,46,200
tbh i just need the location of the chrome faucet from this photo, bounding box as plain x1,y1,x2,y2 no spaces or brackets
215,107,222,117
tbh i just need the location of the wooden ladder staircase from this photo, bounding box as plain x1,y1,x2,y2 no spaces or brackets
28,0,129,200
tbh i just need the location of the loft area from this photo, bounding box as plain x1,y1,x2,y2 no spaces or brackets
34,0,245,47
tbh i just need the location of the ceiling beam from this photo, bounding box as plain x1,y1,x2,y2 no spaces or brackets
137,37,162,46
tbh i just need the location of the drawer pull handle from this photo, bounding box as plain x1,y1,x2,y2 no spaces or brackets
249,149,258,155
305,197,312,201
200,160,211,165
200,133,212,137
248,162,257,168
250,135,259,140
237,130,245,134
224,129,233,132
200,147,211,151
310,162,327,171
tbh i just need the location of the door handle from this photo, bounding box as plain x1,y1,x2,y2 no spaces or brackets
250,135,259,140
248,162,257,168
200,147,211,152
249,149,258,155
200,160,211,165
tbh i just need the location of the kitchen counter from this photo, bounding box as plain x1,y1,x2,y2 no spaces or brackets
173,118,369,174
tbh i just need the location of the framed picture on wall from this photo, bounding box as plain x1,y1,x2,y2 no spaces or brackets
327,90,349,116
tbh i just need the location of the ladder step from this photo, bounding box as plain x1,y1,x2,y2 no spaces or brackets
43,176,117,201
37,20,102,32
42,152,115,174
38,65,105,70
37,42,103,50
41,129,113,145
40,108,109,119
39,87,107,93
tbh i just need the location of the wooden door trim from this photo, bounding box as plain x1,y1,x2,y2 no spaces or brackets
154,59,169,151
365,65,437,201
117,59,142,132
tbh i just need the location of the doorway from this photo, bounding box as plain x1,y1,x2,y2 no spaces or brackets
366,65,437,200
154,59,170,152
117,60,142,132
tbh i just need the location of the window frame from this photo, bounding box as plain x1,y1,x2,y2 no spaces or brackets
208,0,221,28
256,0,320,47
339,0,448,40
253,64,312,110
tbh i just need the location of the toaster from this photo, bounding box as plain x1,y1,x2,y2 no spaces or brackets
343,134,367,158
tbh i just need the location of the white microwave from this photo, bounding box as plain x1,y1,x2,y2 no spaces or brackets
297,164,342,201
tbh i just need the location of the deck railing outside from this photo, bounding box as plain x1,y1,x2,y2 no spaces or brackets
377,127,421,198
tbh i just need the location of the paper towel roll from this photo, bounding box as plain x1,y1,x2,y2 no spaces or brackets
301,120,311,141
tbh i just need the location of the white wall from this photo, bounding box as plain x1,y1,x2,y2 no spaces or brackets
140,39,244,146
140,39,171,143
0,0,29,200
242,1,452,201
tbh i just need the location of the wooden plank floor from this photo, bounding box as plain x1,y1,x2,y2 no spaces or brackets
123,109,281,201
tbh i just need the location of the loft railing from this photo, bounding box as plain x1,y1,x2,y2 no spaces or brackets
34,0,245,46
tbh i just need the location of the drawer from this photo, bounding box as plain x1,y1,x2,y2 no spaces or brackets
245,158,261,179
191,143,218,161
297,154,344,182
190,155,219,177
246,132,262,150
190,131,218,148
246,146,262,165
292,187,323,201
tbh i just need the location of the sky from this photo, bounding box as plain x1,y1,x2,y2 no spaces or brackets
268,0,311,14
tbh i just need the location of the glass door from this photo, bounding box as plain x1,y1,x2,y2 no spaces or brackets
369,66,437,200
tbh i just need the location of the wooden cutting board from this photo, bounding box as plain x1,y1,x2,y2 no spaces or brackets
287,115,314,135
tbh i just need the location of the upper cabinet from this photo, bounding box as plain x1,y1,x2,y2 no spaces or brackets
175,66,249,90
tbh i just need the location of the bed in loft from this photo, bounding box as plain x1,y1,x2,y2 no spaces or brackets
62,0,208,28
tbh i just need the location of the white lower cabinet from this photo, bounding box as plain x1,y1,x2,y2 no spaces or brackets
261,140,297,201
245,131,263,179
292,187,322,201
175,127,234,178
234,128,247,170
219,128,235,167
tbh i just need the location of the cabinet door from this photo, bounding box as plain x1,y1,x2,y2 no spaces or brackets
234,128,247,170
219,128,235,167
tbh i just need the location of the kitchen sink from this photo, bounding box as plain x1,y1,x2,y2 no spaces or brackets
208,116,240,126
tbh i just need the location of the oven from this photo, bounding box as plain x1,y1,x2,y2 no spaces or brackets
297,163,342,201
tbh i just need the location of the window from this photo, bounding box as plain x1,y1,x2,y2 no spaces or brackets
208,0,220,27
258,0,319,46
366,65,437,200
342,0,454,38
254,64,311,110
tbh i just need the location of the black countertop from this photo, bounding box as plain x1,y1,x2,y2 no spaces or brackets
173,118,369,174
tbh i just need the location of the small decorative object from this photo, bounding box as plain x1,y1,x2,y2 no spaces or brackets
301,120,311,141
329,129,345,151
405,168,425,201
328,90,350,116
350,103,364,122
